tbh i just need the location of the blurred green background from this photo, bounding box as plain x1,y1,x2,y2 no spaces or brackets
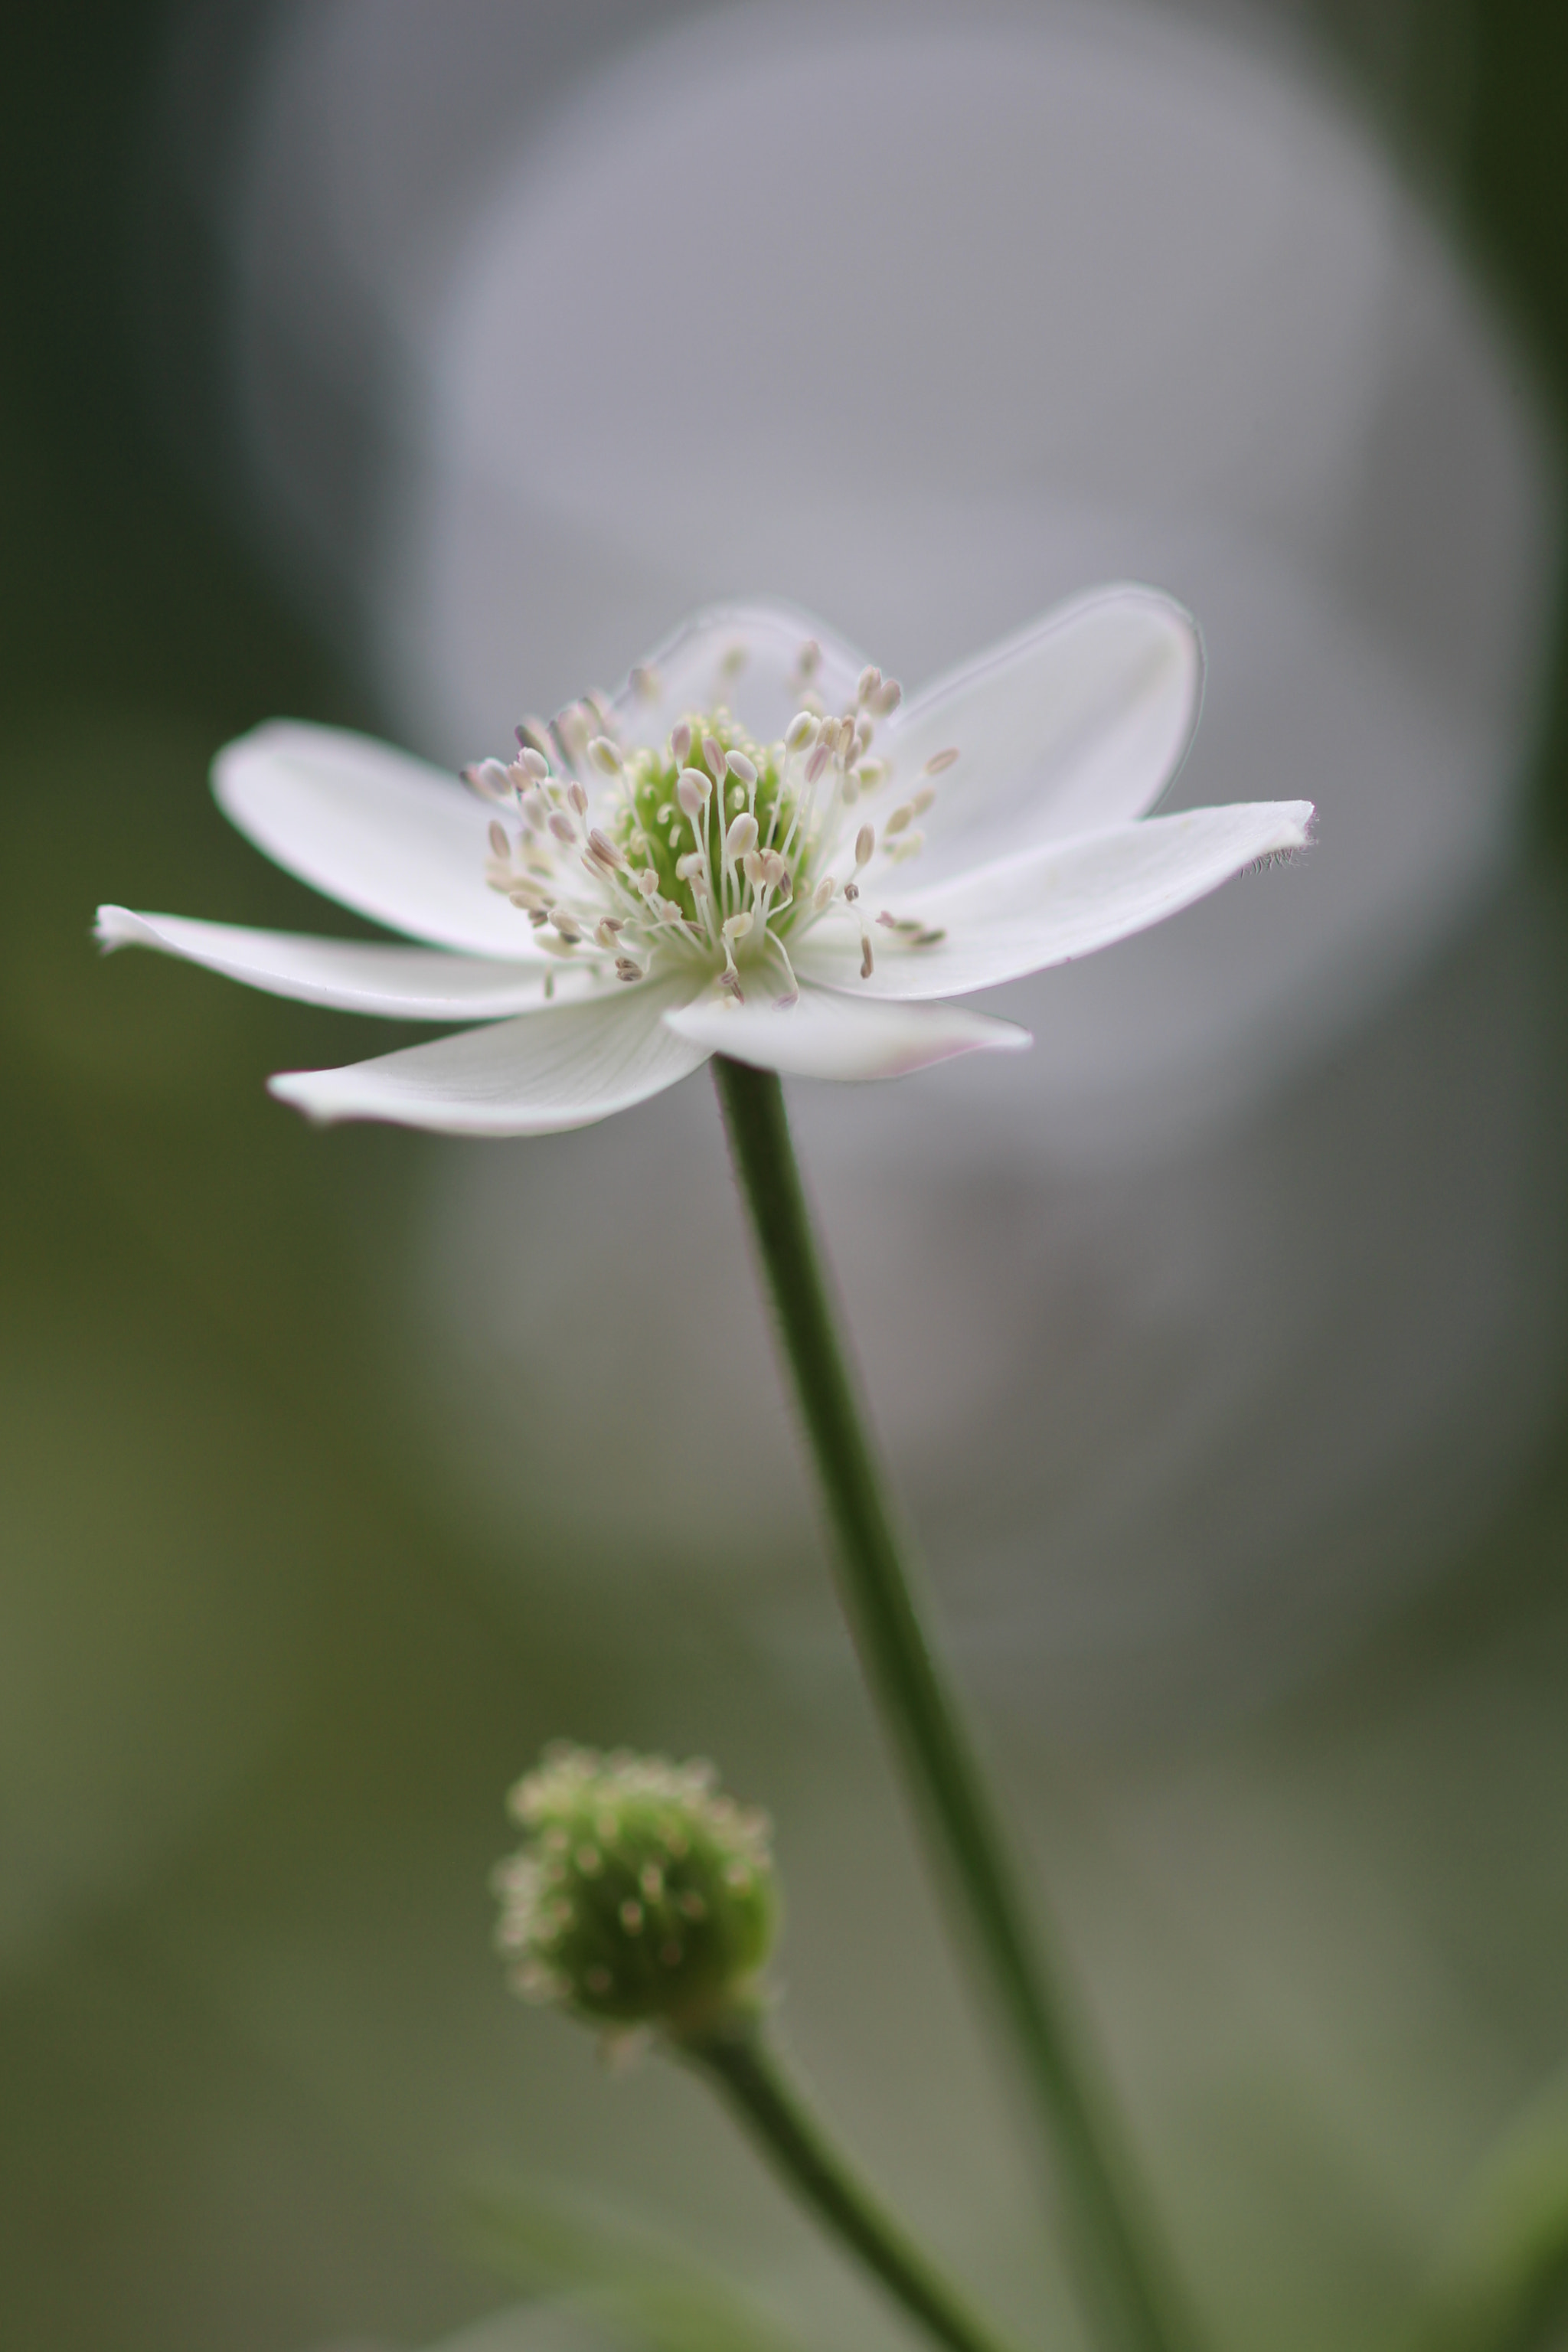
10,5,1568,2350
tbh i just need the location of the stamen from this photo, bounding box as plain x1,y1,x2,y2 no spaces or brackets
857,665,882,704
547,812,577,844
567,780,590,815
725,812,759,861
677,767,711,816
726,750,757,786
854,824,875,868
923,746,959,775
671,720,692,764
861,936,875,978
463,759,517,806
588,736,622,776
629,663,661,701
786,712,818,752
587,828,623,867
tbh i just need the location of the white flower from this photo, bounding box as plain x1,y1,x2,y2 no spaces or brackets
96,590,1312,1135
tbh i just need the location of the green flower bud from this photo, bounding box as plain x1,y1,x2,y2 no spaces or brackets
493,1743,779,2036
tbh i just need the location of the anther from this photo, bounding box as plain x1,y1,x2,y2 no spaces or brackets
854,824,875,868
786,712,818,752
671,720,692,764
857,664,882,704
804,743,830,785
724,911,754,941
675,851,704,881
677,767,711,815
615,957,644,983
923,747,959,775
725,812,759,860
629,663,662,701
911,785,936,815
567,780,590,815
516,746,549,782
587,827,623,867
588,736,622,776
550,913,582,943
885,803,914,836
797,639,821,680
844,880,860,902
487,820,511,859
813,876,836,910
547,812,577,844
726,750,757,786
861,937,875,978
465,758,517,805
516,718,554,759
702,733,726,779
871,678,903,717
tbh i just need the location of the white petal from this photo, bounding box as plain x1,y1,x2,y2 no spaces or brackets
612,601,868,750
882,586,1201,884
793,801,1315,1001
215,721,544,956
664,980,1031,1080
268,976,708,1135
93,906,597,1019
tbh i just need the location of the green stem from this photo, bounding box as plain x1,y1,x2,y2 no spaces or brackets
713,1057,1188,2352
682,2014,1024,2352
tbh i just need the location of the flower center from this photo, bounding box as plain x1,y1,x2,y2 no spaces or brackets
465,648,951,1001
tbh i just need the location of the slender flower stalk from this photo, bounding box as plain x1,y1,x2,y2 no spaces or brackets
493,1744,1021,2352
682,2014,1025,2352
714,1055,1191,2352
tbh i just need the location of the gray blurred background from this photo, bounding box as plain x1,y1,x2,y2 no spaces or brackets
8,2,1568,2347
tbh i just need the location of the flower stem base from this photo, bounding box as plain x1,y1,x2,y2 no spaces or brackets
712,1055,1191,2352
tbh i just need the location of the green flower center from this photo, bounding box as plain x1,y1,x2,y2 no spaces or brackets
612,709,812,943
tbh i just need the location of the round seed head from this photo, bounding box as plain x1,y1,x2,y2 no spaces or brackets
494,1745,778,2034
